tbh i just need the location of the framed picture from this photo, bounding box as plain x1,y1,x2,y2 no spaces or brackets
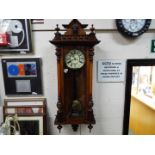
0,19,32,54
2,58,43,95
3,98,47,135
7,116,43,135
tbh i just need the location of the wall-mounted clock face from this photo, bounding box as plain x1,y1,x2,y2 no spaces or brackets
65,49,85,69
116,19,151,37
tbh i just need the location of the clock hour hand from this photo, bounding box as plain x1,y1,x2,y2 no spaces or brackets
67,60,71,63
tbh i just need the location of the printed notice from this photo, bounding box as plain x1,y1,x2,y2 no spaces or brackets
97,60,126,82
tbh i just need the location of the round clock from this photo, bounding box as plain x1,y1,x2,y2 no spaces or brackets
116,19,151,37
65,49,85,69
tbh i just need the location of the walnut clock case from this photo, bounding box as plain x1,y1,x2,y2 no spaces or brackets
50,19,100,132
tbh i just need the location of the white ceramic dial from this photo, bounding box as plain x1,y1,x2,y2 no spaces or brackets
122,19,146,32
65,49,85,69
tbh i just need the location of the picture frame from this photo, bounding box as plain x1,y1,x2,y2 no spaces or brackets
2,58,43,95
0,19,32,54
3,98,47,135
7,116,43,135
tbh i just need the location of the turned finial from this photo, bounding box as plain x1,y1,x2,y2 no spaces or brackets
55,24,60,32
91,24,95,32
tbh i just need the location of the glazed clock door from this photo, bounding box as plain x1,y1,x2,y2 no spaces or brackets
64,48,86,123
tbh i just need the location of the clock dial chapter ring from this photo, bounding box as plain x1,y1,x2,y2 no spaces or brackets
122,19,146,33
65,49,85,69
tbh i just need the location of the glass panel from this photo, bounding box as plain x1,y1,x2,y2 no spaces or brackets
129,66,155,135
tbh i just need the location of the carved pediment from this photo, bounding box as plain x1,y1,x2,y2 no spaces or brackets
63,19,87,35
50,19,100,47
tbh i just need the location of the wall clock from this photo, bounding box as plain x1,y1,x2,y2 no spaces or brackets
50,19,100,132
116,19,151,37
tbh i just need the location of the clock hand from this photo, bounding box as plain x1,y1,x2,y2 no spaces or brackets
67,60,71,63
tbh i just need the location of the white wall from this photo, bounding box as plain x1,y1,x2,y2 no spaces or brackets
1,19,155,134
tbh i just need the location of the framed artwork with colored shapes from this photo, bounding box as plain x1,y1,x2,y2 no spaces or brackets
2,58,43,95
7,61,37,77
